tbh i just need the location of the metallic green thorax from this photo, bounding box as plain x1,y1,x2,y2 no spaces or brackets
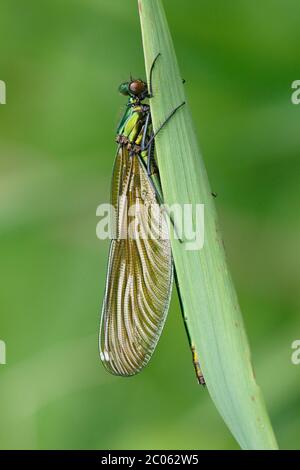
116,96,164,205
117,98,153,165
117,98,149,137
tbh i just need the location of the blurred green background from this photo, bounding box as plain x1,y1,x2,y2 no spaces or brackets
0,0,300,450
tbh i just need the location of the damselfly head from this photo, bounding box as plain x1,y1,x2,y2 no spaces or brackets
118,79,148,99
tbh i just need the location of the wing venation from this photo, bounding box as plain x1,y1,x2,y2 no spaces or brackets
100,146,173,376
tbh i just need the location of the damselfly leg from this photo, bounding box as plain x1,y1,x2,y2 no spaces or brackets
139,104,186,243
144,101,186,152
148,52,161,98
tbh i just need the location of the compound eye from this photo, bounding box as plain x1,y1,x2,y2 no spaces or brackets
118,82,129,96
129,80,147,96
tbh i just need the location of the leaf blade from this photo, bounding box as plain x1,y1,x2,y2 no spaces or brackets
138,0,278,450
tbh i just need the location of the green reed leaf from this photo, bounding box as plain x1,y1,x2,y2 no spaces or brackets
138,0,278,450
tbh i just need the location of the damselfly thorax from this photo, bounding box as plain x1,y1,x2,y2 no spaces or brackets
116,101,154,168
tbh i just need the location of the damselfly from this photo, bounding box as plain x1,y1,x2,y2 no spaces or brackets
99,54,205,385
